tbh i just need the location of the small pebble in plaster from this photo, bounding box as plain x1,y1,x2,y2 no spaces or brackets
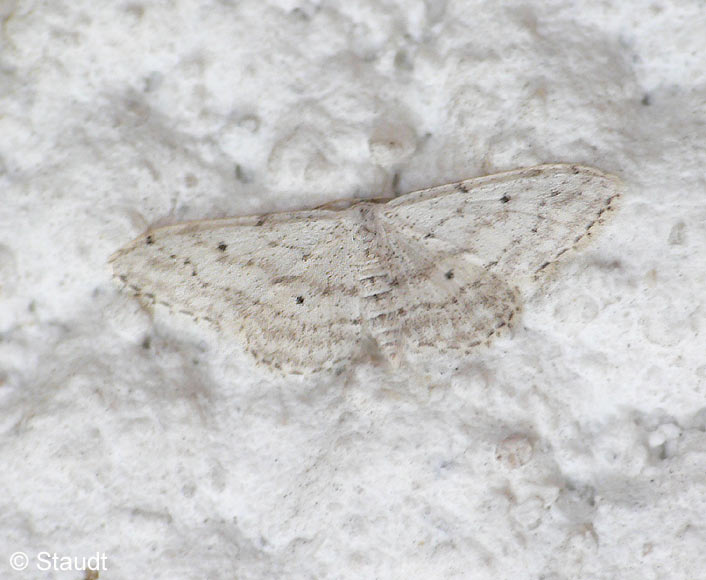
368,121,417,166
496,433,534,468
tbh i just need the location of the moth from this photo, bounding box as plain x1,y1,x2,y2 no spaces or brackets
110,164,621,373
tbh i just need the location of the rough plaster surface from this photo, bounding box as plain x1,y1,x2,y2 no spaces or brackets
0,1,705,578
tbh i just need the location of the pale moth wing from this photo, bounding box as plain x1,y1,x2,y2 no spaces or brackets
110,164,621,373
111,211,365,372
350,215,521,367
382,164,621,281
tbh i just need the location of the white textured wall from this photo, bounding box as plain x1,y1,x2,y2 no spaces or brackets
1,1,705,578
